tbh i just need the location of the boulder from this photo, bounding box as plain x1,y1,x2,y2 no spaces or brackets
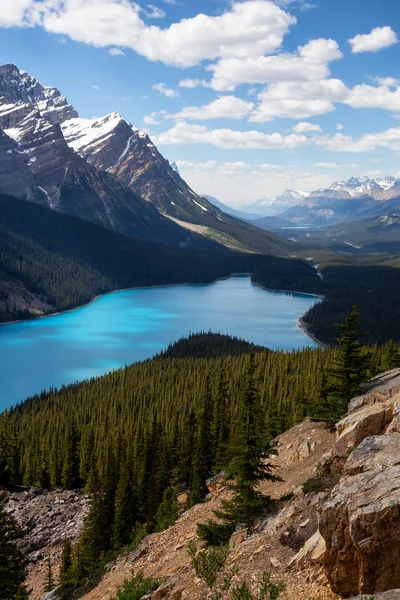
288,530,326,569
206,472,226,497
319,434,400,597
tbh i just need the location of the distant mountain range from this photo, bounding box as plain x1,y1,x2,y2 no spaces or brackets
206,176,400,228
0,63,291,256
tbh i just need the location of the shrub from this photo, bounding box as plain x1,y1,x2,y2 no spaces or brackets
110,570,163,600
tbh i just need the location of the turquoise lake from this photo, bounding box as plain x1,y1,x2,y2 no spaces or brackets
0,276,320,410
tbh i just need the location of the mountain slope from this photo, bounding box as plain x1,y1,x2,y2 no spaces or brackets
0,63,292,255
202,194,261,220
0,66,224,250
61,113,294,254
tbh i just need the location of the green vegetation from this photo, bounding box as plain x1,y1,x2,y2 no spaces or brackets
110,570,163,600
1,332,399,593
0,490,28,600
302,265,400,345
0,193,321,324
313,306,367,423
188,543,285,600
198,354,279,544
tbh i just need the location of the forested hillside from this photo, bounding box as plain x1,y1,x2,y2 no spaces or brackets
1,332,398,596
0,193,321,323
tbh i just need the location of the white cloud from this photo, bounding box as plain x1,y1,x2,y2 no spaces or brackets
143,115,160,125
336,123,344,130
108,47,125,56
176,160,217,169
345,83,400,112
178,79,210,89
314,162,358,168
153,121,309,149
349,26,398,54
91,84,100,90
374,77,400,87
250,78,347,121
170,96,254,121
8,0,296,68
145,4,166,19
292,121,321,133
210,38,343,91
316,127,400,153
152,83,179,98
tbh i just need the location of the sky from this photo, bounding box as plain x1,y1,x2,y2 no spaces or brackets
1,0,400,207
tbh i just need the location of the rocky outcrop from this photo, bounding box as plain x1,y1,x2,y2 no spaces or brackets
0,63,78,124
6,487,89,564
320,433,400,597
293,369,400,598
349,592,400,600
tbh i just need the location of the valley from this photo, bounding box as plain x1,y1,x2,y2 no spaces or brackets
1,20,400,600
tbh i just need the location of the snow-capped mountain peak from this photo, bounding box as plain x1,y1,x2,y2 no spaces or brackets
330,175,400,198
0,63,78,124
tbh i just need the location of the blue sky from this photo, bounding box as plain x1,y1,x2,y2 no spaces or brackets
1,0,400,206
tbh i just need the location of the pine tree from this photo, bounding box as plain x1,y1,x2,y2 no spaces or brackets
0,412,20,487
189,376,214,506
212,369,230,471
155,487,179,532
198,354,279,544
61,423,81,490
0,490,28,600
316,306,367,423
44,555,54,592
59,539,73,585
113,455,139,549
382,340,400,371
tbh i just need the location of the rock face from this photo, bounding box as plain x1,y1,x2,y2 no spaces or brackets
320,433,400,597
0,63,78,124
61,113,222,223
294,369,400,598
0,128,42,201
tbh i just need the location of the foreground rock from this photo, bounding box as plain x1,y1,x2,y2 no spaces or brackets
292,369,400,598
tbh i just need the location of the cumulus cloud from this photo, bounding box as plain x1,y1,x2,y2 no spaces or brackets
153,121,309,149
345,83,400,112
108,47,125,56
210,38,343,91
143,115,160,125
349,26,398,54
3,0,295,68
250,78,347,121
170,96,254,121
336,123,344,130
293,121,322,132
316,127,400,153
374,77,400,87
152,83,179,98
178,79,210,89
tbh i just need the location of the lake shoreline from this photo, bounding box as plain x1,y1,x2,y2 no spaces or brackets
0,273,324,347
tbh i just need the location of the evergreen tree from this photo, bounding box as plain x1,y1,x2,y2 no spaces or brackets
382,339,400,371
155,487,179,532
316,306,367,423
44,555,54,592
0,412,20,487
59,539,73,585
61,424,81,490
212,369,230,470
199,354,279,544
189,376,214,506
0,490,28,600
113,455,139,549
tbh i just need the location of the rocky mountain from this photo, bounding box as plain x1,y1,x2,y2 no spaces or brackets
247,188,310,216
0,63,292,255
0,63,78,125
330,175,400,200
0,65,225,249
